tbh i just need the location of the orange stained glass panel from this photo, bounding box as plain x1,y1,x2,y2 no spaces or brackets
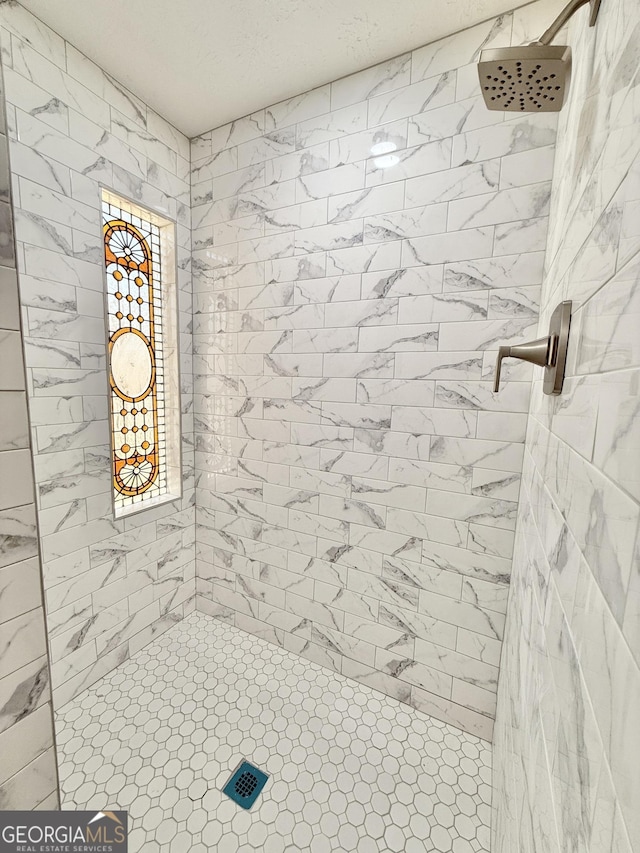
103,199,168,512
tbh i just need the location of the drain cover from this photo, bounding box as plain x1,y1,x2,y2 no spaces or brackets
222,760,269,810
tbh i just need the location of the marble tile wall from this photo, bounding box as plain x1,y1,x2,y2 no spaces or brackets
0,59,58,809
493,0,640,850
0,4,195,709
190,2,558,740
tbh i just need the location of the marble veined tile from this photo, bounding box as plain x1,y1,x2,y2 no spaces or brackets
176,0,564,742
2,0,195,731
493,0,640,848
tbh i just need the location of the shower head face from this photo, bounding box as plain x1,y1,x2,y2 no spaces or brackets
478,45,572,112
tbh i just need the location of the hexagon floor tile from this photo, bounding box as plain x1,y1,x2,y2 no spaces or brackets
56,613,492,852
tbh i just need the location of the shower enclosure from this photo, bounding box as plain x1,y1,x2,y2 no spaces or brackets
0,0,637,851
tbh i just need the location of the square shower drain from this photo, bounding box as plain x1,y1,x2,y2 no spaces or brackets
222,760,269,810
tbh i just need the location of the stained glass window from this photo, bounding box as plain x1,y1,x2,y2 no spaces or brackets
102,190,181,517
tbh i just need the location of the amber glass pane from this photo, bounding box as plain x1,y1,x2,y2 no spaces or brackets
103,199,167,512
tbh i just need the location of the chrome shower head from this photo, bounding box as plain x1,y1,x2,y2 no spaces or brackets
478,45,572,112
477,0,601,113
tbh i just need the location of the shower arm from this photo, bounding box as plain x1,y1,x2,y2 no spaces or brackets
531,0,601,46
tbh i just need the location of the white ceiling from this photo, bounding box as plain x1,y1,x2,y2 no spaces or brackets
19,0,523,139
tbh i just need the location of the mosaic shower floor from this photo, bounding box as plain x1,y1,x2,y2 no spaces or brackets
56,613,492,853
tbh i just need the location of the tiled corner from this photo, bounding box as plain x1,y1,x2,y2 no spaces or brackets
0,2,197,708
190,5,559,738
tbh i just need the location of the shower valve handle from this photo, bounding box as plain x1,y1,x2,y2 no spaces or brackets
493,337,554,392
493,301,572,396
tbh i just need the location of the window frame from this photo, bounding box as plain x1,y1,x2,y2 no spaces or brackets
100,187,183,520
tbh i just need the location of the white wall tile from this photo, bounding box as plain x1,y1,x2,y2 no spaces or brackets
190,8,555,734
0,61,57,805
0,1,196,727
494,0,640,850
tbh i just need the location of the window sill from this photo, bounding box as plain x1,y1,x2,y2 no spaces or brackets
114,491,182,520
